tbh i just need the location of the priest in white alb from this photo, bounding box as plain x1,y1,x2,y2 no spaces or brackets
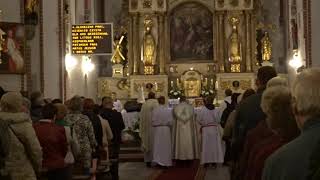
196,96,225,165
152,96,173,167
173,96,199,160
139,92,159,166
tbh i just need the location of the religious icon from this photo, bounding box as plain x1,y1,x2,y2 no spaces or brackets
141,16,156,75
0,22,25,74
261,31,272,61
184,78,201,97
111,35,125,64
228,17,242,63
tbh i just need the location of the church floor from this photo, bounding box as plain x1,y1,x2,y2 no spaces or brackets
118,162,230,180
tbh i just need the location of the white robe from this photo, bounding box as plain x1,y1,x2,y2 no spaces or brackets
152,105,173,166
121,110,139,130
139,99,159,162
196,107,225,164
173,102,200,160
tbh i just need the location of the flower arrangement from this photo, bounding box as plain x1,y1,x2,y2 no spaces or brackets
169,87,184,99
201,86,216,97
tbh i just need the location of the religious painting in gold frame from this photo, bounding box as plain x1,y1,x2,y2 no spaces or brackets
170,2,213,62
0,22,25,74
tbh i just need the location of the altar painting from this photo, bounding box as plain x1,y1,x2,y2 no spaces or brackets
170,3,213,61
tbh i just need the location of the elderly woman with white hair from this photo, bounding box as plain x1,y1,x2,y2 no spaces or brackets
244,86,299,180
263,68,320,180
64,96,97,175
0,92,42,180
237,76,289,179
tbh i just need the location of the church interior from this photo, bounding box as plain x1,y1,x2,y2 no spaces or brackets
0,0,320,180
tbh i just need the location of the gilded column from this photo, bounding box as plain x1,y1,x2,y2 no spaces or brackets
128,16,134,75
214,13,218,64
251,14,256,69
159,14,165,74
218,12,225,72
164,15,170,67
245,12,252,72
133,14,139,74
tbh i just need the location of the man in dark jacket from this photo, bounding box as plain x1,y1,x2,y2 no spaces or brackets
100,96,125,180
232,66,277,162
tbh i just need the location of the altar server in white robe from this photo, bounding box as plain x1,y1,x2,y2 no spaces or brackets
197,96,225,165
152,96,173,167
173,96,199,160
139,92,159,166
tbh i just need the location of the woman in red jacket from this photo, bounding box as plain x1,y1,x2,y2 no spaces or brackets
33,104,69,180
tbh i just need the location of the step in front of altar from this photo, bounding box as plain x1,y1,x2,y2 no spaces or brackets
119,146,144,162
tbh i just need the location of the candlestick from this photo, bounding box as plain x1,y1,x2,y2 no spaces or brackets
155,82,158,91
176,78,180,88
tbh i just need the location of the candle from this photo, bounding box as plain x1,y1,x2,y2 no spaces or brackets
211,79,214,86
176,78,180,88
155,82,158,91
215,80,219,89
205,78,208,86
171,81,174,88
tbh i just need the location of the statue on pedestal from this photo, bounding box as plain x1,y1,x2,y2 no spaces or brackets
228,17,242,73
261,31,272,61
141,16,156,75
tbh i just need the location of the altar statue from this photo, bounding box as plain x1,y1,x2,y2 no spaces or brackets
228,17,242,63
141,17,156,74
261,31,272,61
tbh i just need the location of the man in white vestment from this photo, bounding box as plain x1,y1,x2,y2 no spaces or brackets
173,96,199,161
139,92,159,166
152,96,173,167
196,96,225,165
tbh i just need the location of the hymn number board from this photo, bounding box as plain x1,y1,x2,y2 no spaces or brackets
71,23,113,55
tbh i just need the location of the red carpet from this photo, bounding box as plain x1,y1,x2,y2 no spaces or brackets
155,160,200,180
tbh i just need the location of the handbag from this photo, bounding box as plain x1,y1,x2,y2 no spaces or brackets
64,126,79,164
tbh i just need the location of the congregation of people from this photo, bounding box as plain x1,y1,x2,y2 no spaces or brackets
1,66,320,180
0,92,124,180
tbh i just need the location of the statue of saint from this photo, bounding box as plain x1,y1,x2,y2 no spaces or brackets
228,17,242,63
141,17,156,66
261,31,272,61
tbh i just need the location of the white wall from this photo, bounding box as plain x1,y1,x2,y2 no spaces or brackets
0,0,23,91
311,0,320,66
42,0,61,99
